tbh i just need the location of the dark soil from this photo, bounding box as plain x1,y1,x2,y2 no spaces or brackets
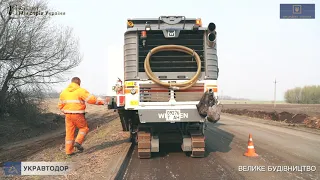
222,104,320,117
222,104,320,129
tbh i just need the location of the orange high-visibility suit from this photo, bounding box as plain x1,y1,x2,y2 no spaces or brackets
58,82,104,155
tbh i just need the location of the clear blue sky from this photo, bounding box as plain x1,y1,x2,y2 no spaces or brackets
48,0,319,101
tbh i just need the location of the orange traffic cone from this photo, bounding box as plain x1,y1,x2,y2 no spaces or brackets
244,134,258,157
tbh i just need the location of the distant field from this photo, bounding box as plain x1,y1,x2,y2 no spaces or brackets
221,103,320,117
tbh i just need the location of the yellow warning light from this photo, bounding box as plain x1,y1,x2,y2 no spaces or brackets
195,18,202,27
127,21,134,27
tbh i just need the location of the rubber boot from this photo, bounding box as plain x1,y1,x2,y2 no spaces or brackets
74,142,84,153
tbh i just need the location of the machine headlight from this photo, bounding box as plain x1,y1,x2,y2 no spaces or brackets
145,23,151,31
130,88,136,95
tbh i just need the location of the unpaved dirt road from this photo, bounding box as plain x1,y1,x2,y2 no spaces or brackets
123,114,320,180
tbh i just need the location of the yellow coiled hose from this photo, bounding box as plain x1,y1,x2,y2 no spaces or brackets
144,45,202,90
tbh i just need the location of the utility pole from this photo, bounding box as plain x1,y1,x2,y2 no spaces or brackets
273,78,277,109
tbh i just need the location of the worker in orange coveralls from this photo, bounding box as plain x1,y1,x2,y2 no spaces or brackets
58,77,105,156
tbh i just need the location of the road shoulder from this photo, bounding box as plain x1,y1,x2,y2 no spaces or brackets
221,113,320,135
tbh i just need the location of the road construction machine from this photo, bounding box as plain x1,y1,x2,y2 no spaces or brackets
108,16,220,159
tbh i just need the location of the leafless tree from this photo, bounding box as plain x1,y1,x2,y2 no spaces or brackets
0,0,82,115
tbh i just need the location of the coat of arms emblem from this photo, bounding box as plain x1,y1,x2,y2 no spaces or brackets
293,5,302,14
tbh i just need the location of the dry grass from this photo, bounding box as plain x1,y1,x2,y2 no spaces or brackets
0,98,114,147
1,117,131,180
1,98,132,179
0,98,65,146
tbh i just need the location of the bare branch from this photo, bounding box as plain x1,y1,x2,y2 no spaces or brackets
0,0,82,114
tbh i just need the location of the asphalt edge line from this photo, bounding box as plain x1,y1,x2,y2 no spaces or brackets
112,141,135,180
108,141,131,179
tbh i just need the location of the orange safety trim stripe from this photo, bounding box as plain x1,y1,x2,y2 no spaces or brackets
65,140,74,144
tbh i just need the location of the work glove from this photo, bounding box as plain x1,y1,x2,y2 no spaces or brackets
96,97,105,105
